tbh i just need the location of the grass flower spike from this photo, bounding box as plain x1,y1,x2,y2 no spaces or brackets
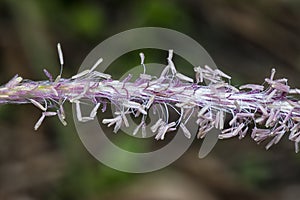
1,44,300,152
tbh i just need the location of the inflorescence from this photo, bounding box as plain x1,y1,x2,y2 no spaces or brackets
1,44,300,152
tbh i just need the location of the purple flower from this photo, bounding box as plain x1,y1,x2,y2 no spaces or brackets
1,44,300,152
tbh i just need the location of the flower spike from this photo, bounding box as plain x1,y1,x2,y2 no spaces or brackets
1,45,300,152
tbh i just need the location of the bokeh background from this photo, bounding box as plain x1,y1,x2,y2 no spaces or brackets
1,0,300,200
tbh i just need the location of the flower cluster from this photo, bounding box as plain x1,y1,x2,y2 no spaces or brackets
1,44,300,152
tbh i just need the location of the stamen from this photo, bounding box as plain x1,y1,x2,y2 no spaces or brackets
139,52,146,74
90,58,103,72
180,123,191,139
57,43,64,76
29,99,47,111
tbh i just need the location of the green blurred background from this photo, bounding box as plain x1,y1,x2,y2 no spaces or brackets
0,0,300,199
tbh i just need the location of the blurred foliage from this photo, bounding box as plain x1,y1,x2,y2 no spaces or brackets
233,153,271,188
1,0,300,200
132,0,191,30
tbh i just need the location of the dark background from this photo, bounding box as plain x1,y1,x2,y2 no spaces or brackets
0,0,300,200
